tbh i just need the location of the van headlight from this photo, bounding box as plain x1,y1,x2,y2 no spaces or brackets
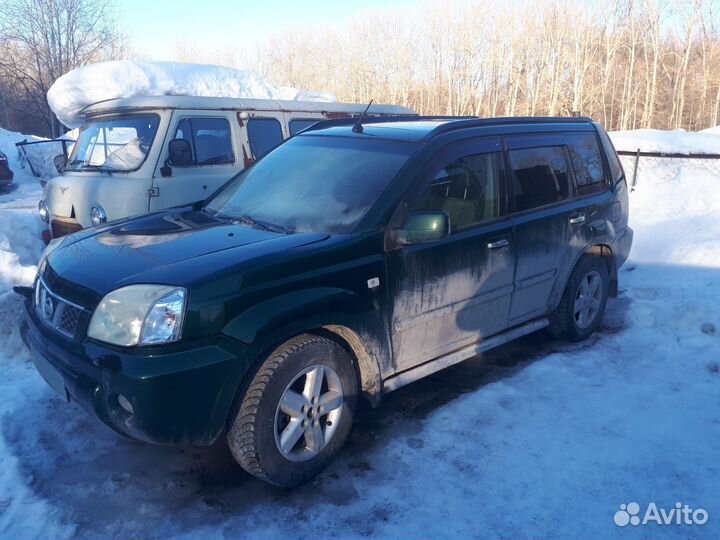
88,285,186,346
39,200,49,223
90,205,107,226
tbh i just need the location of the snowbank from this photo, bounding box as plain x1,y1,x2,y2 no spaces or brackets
610,127,720,154
47,61,336,128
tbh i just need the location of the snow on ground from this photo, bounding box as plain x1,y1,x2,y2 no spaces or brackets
610,127,720,154
47,61,336,128
0,126,718,540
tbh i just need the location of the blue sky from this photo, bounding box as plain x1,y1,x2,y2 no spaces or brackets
121,0,420,61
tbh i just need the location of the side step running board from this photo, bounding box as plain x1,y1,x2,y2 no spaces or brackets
382,318,549,394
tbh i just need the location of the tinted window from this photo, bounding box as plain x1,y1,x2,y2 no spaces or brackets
174,117,234,166
206,135,417,234
247,118,283,159
595,126,624,183
567,133,607,194
289,119,319,136
509,146,570,212
409,152,502,231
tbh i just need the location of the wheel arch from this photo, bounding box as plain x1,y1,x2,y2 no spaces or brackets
222,287,388,419
549,243,617,312
583,243,617,297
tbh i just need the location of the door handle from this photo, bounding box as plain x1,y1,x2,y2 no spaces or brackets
569,214,586,225
487,238,510,249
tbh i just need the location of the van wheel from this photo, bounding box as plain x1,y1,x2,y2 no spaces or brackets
548,255,609,342
227,334,357,487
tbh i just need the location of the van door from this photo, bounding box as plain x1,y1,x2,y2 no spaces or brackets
504,135,588,325
151,112,242,211
386,137,515,371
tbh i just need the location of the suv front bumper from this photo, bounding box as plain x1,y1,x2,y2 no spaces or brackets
21,297,255,446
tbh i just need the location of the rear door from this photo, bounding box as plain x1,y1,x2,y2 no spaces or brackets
566,130,616,243
151,112,241,210
504,134,588,325
386,137,515,371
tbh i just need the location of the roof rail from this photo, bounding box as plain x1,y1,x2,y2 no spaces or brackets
302,114,594,138
302,115,476,133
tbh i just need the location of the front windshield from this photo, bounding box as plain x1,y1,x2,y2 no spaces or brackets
66,114,160,172
206,135,417,234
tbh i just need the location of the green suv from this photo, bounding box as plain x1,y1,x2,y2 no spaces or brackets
19,116,632,486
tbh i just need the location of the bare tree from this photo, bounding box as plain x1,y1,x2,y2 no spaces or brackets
0,0,123,136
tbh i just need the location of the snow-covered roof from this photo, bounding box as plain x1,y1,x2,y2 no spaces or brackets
79,95,414,119
47,61,414,128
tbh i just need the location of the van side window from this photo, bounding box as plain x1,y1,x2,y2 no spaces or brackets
247,118,283,159
174,117,234,166
289,119,319,136
567,133,607,194
508,146,570,212
408,152,502,232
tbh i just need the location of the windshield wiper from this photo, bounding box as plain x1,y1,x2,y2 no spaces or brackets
232,215,292,234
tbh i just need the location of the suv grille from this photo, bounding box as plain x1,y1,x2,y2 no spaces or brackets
34,276,85,338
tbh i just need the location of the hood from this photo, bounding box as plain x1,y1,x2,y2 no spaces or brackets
47,208,329,295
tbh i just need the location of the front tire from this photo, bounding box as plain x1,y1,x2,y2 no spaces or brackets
548,254,610,342
227,334,357,487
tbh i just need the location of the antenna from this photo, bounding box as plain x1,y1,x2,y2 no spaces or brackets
352,99,374,133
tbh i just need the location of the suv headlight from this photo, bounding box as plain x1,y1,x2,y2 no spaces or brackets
90,205,107,226
88,285,186,346
39,200,49,223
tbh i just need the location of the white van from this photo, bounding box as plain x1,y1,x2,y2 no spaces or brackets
39,96,415,238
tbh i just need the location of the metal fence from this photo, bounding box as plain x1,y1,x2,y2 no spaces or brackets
617,150,720,188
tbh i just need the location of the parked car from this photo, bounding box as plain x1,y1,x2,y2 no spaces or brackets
38,96,415,240
18,116,632,487
0,151,13,187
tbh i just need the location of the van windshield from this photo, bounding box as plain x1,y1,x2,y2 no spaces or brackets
205,135,417,234
66,115,160,172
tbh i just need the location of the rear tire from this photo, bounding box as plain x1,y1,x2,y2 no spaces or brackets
548,254,609,342
227,334,357,487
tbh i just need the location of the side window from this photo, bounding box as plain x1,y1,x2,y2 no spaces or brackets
508,146,570,212
567,133,607,195
247,118,283,159
289,119,319,136
173,117,234,166
408,152,502,232
596,126,625,183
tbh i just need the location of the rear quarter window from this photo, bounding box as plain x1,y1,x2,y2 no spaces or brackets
595,125,625,183
566,133,607,195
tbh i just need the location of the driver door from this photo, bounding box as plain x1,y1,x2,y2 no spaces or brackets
385,137,516,372
151,112,242,211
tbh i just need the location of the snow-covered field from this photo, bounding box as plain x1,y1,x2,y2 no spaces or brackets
0,126,718,540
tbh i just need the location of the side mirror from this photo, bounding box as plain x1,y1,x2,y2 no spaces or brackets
53,154,67,174
168,138,192,167
392,211,450,246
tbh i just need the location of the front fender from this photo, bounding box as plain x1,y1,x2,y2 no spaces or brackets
222,287,390,397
